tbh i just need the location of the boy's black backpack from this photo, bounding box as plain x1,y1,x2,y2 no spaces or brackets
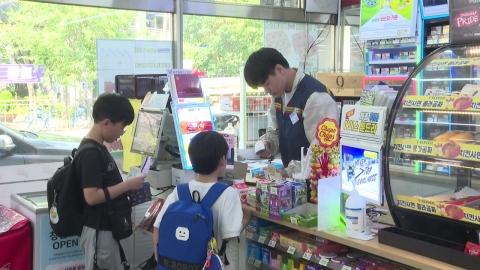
47,142,103,238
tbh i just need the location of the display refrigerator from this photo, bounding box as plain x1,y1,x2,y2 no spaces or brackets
380,44,480,268
10,192,85,270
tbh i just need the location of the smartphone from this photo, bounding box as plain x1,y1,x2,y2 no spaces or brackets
141,157,153,175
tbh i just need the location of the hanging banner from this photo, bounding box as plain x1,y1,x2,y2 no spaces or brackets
359,0,418,40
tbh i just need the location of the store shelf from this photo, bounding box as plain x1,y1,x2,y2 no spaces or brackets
425,43,449,49
366,43,417,50
369,60,417,65
394,121,416,126
246,233,344,270
250,208,462,270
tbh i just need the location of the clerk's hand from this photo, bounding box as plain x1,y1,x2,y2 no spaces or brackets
259,141,272,158
127,174,146,190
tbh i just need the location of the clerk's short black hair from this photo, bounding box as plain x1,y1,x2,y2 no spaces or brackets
189,131,229,175
92,93,135,125
244,47,290,89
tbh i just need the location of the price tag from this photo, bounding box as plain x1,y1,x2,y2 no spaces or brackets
302,252,312,260
254,260,262,267
319,258,329,266
342,266,352,270
268,240,277,247
248,257,255,264
258,236,266,244
290,216,298,225
287,245,296,254
246,232,253,239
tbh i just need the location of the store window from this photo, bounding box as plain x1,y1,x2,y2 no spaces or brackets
342,25,365,73
183,14,333,146
192,0,303,8
0,1,172,168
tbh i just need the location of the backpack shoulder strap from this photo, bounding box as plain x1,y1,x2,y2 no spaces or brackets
177,183,191,202
74,142,102,159
72,142,108,175
201,183,229,208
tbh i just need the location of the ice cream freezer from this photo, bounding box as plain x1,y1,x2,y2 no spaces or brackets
10,192,85,270
10,191,134,270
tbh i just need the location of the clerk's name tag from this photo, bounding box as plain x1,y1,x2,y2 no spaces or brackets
290,109,300,125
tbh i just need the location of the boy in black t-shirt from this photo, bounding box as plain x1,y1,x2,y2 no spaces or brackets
76,93,146,269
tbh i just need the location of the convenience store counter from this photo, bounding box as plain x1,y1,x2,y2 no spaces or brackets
250,208,463,270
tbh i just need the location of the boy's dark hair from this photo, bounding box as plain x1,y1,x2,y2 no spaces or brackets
92,93,135,125
188,131,229,175
244,47,290,89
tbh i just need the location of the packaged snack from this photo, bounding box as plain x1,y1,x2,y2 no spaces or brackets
408,51,416,60
306,264,323,270
319,252,337,259
233,181,249,205
398,52,409,60
270,250,287,269
137,198,165,233
465,241,480,257
347,252,366,259
381,53,391,60
247,242,262,260
390,67,399,75
380,68,390,75
399,66,408,74
256,180,278,215
261,247,272,264
359,255,389,266
374,53,382,61
331,256,355,264
269,185,293,220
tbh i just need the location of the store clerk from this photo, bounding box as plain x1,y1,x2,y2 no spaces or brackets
243,47,339,177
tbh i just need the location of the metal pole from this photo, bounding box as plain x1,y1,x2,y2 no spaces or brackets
173,0,183,68
334,0,342,72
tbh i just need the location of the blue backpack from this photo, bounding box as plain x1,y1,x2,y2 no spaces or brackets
157,183,229,270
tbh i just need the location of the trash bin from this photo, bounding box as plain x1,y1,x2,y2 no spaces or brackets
0,205,32,270
10,192,84,270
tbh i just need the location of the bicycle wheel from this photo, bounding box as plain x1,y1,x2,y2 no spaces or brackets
46,116,61,131
23,114,32,130
73,116,89,129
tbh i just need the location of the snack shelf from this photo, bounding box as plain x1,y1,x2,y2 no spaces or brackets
369,60,416,65
393,121,416,126
245,232,344,270
248,208,462,269
425,43,448,49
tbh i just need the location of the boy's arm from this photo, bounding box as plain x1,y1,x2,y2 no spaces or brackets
78,149,145,205
83,178,143,205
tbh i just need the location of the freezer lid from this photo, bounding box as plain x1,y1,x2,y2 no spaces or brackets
10,191,49,214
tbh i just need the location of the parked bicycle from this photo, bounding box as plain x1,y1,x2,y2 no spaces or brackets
70,106,89,129
23,105,61,132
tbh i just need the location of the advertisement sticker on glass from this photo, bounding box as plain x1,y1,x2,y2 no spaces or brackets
340,142,383,205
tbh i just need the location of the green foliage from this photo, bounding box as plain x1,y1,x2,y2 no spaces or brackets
0,90,14,113
183,13,264,77
0,2,138,87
